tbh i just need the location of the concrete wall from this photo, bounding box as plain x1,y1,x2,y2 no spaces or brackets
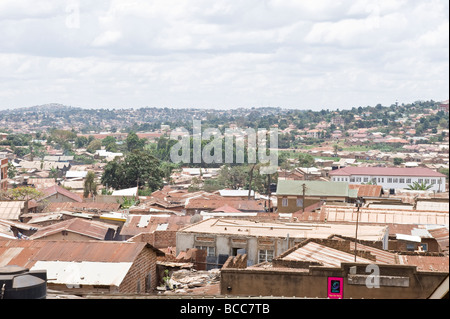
221,262,447,299
332,175,446,192
277,196,347,214
176,232,307,266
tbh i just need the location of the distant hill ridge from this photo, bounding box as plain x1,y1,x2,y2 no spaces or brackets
1,103,80,113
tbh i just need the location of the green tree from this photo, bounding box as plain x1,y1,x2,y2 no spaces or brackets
50,129,77,151
101,150,164,191
105,142,118,152
297,153,316,167
126,132,145,152
393,158,403,166
75,136,89,148
86,139,102,154
102,136,117,147
100,160,124,190
160,161,179,184
0,186,44,213
406,181,433,191
83,171,98,198
7,162,17,179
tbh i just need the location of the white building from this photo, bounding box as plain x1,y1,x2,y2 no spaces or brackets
329,167,446,192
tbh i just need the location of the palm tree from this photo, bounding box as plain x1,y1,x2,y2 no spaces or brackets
84,171,98,198
333,144,339,157
406,181,433,191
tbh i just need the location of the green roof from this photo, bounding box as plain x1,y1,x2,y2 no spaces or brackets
276,179,356,198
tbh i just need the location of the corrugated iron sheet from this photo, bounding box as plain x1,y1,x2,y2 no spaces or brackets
45,202,121,213
349,184,383,197
318,206,450,225
353,242,397,264
0,201,25,220
28,218,117,240
428,227,449,254
32,260,132,286
398,255,449,272
119,215,191,236
0,240,147,269
281,242,374,267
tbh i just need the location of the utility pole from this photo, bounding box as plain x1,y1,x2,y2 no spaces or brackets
354,197,362,262
267,173,271,213
302,183,306,213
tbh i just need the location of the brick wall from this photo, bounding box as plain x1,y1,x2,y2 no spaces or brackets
127,231,177,249
220,262,448,298
118,246,158,293
223,254,248,269
153,230,177,248
389,238,440,253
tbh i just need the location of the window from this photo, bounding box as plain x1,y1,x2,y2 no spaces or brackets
419,243,428,252
418,179,423,183
406,178,411,183
282,198,288,207
258,250,274,263
196,246,215,257
363,177,369,183
406,243,415,251
387,178,392,183
425,179,430,184
350,177,355,182
431,179,436,184
356,177,361,182
296,198,303,207
399,178,405,183
393,178,398,183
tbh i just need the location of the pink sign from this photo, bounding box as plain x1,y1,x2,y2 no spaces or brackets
327,277,344,299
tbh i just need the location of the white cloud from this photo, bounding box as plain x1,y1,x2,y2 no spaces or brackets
0,0,448,110
91,30,122,47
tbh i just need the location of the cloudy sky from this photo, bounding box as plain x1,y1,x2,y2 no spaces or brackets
0,0,448,111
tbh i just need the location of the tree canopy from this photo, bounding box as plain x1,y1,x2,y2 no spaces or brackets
101,150,164,191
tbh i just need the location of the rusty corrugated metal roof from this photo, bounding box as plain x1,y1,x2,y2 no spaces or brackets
319,205,449,225
28,218,118,240
40,185,83,203
281,241,375,267
0,201,25,220
398,255,449,272
185,198,266,212
44,202,120,213
428,227,449,254
349,184,383,197
330,236,397,264
0,240,148,268
119,215,191,237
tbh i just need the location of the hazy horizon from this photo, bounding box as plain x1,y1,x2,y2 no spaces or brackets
2,98,446,113
0,1,448,111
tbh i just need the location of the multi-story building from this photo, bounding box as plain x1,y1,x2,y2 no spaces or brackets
329,167,446,193
1,157,8,191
